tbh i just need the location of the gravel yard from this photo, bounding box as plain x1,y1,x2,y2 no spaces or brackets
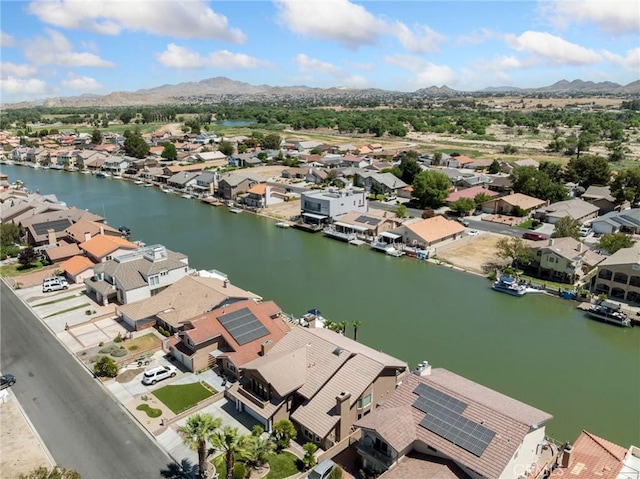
434,233,509,274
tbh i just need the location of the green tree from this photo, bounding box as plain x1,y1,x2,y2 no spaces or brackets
397,151,421,184
119,110,135,124
272,419,297,450
495,237,532,272
433,152,443,166
18,246,38,267
212,426,249,479
395,204,407,218
564,155,610,188
91,128,102,144
1,222,21,245
124,134,150,159
611,166,640,205
329,466,344,479
449,198,475,216
538,161,564,183
19,466,81,479
488,159,501,174
412,170,452,208
218,141,234,156
473,192,493,206
245,435,275,469
551,217,580,239
178,413,222,479
261,133,282,150
510,166,568,203
352,320,362,341
93,356,118,378
302,442,318,469
597,232,635,254
161,143,178,161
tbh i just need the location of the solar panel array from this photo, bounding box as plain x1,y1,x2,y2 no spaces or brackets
354,215,380,226
218,307,269,345
412,383,495,457
33,219,72,236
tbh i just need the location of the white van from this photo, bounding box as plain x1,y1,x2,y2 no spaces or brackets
42,277,69,293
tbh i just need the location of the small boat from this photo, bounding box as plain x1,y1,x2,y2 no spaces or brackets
492,276,527,296
112,175,123,180
386,248,405,257
586,304,632,327
181,193,196,199
144,182,154,187
133,180,144,185
229,207,243,214
161,187,174,194
276,221,290,229
96,172,111,178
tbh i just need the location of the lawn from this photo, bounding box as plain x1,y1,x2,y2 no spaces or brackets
0,261,45,278
517,219,539,230
152,382,215,414
213,451,301,479
124,333,162,353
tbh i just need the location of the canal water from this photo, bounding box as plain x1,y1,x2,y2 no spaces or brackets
3,164,639,446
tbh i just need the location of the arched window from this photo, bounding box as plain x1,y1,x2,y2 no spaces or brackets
595,284,610,294
598,269,612,280
613,272,628,284
629,276,640,287
626,291,640,303
611,287,625,299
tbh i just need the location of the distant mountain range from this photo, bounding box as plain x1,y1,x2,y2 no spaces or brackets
6,77,640,109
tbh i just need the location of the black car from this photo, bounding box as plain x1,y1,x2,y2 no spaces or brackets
0,374,16,390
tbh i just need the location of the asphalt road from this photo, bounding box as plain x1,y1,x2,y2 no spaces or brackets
0,280,172,478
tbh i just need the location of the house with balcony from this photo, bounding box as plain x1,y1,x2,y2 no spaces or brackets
167,299,290,375
167,171,200,190
592,245,640,303
117,274,261,332
226,327,409,447
300,188,368,225
102,156,131,176
217,173,264,201
329,210,405,241
84,244,189,306
529,237,605,284
355,365,554,479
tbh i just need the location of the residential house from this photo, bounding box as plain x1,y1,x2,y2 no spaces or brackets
466,159,494,170
226,327,409,446
487,176,513,194
167,299,290,374
217,173,264,201
64,219,121,244
300,188,367,224
43,242,82,264
85,244,189,306
331,210,404,240
581,186,624,214
1,197,66,224
79,234,139,263
501,158,540,173
82,152,109,172
167,171,200,190
295,140,322,151
118,275,262,332
354,171,408,195
19,208,105,246
392,216,466,250
59,255,95,284
481,193,545,216
341,155,370,169
355,366,553,479
240,184,286,209
448,155,475,169
25,148,50,165
592,245,640,303
102,156,131,176
192,150,228,165
445,186,498,205
549,430,639,479
193,171,217,195
163,164,206,176
535,199,599,225
529,237,605,284
590,209,640,235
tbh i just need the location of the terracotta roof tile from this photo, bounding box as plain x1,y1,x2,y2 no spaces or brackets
79,234,139,259
550,430,626,479
45,243,82,261
405,216,466,244
446,186,498,203
59,255,95,276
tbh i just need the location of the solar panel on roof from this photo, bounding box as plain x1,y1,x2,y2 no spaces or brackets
354,215,380,226
33,219,72,236
218,307,269,345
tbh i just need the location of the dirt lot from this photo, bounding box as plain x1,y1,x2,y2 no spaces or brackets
434,233,509,274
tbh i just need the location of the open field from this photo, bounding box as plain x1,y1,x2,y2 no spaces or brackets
434,233,509,274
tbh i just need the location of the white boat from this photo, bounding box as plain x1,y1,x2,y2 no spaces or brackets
492,277,527,296
386,248,405,257
96,172,111,178
181,194,196,199
229,207,243,214
133,180,144,185
161,187,174,194
323,226,356,242
586,304,632,327
144,182,154,187
276,221,290,229
112,175,123,180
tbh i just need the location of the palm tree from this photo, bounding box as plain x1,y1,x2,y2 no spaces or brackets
177,413,222,479
338,320,349,335
212,426,250,479
352,320,362,341
246,435,275,469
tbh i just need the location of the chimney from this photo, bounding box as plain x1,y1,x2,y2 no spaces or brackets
84,232,91,242
223,279,229,288
548,238,554,246
100,226,104,235
336,391,351,441
561,444,573,468
47,228,56,245
260,339,274,356
414,361,432,377
577,242,583,253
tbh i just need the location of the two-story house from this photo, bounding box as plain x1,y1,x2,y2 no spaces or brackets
592,245,640,303
300,188,368,225
84,244,189,305
167,171,200,190
530,237,604,284
217,173,264,201
102,156,132,176
79,234,139,264
354,171,408,195
355,364,553,479
226,327,409,448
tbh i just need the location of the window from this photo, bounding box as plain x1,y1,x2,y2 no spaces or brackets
149,275,159,286
160,270,168,277
613,272,629,284
227,362,237,373
358,394,372,409
598,269,613,280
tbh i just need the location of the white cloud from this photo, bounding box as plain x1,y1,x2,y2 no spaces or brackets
1,62,38,78
157,44,271,69
506,31,601,65
1,31,15,47
393,22,444,53
602,47,640,71
61,73,102,92
275,0,386,49
294,54,344,76
457,28,497,46
24,29,114,67
27,0,246,43
541,0,640,34
385,54,457,87
0,77,48,96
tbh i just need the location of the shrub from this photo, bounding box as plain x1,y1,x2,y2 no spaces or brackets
111,348,127,357
85,309,92,315
99,346,114,354
98,341,104,347
303,442,318,469
114,333,123,343
94,356,118,377
233,462,246,479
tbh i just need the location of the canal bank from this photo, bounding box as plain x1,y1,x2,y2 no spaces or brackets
2,164,639,447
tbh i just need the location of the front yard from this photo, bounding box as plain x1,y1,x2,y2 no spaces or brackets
153,382,216,414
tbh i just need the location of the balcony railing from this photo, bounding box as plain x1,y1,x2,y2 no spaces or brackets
356,443,394,467
237,387,268,409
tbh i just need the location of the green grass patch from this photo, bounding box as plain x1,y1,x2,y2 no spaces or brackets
152,382,214,414
0,261,45,278
136,403,162,418
34,294,77,306
517,273,571,291
124,333,161,352
434,147,484,157
517,219,534,229
265,451,302,479
44,303,90,318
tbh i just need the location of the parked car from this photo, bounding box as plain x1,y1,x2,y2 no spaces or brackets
468,229,479,237
1,374,16,390
579,226,592,237
456,217,470,227
306,459,336,479
522,232,548,241
141,365,177,385
42,276,68,293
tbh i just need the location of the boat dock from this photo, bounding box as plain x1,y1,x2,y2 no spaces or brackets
577,301,639,326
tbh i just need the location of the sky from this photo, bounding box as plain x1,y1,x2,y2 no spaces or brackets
1,0,639,104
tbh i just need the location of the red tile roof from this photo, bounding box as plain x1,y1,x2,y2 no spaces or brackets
60,255,95,276
446,186,498,203
79,234,138,259
550,430,626,479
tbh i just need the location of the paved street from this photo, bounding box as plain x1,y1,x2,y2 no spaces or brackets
0,280,172,479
